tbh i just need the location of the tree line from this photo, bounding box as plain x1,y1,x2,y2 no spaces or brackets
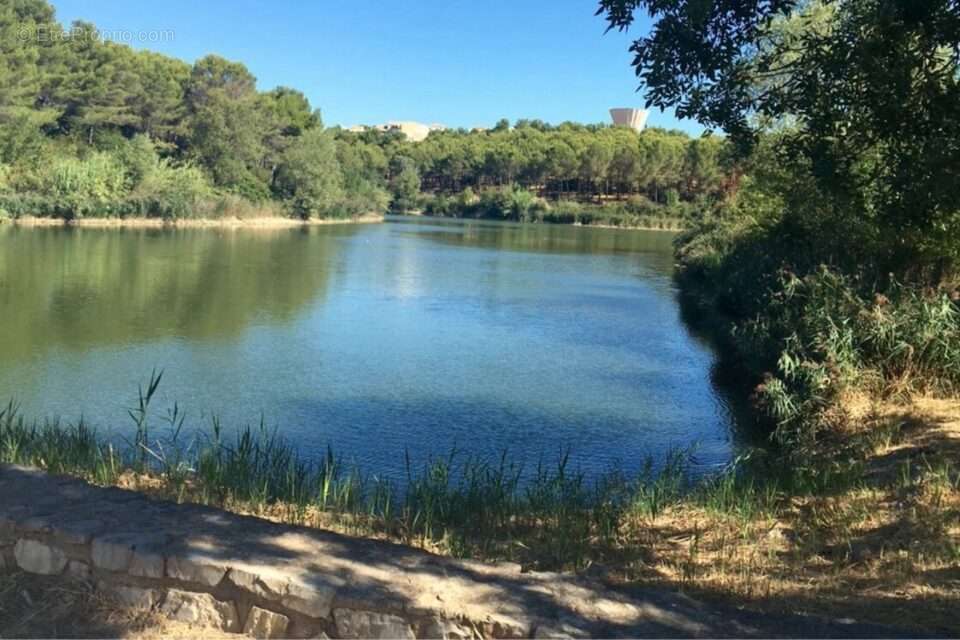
0,0,366,219
0,0,732,222
403,121,731,203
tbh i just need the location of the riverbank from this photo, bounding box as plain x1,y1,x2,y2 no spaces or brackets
570,221,682,231
416,188,690,231
0,378,956,635
662,180,960,634
0,214,385,229
2,464,927,639
407,211,684,232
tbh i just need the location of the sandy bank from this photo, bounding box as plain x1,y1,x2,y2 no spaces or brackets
1,214,385,229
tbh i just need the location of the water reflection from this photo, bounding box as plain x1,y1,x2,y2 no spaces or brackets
388,215,677,263
0,219,750,481
0,225,353,361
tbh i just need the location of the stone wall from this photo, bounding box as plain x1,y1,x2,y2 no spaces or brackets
0,467,497,638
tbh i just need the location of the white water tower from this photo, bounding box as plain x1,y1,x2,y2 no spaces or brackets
609,108,649,132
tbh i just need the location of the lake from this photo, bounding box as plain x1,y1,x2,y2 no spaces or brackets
0,216,748,481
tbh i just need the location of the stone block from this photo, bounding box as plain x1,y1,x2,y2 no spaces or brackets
282,579,336,620
129,547,165,578
334,609,415,640
160,589,239,631
93,533,166,577
243,606,290,638
14,538,67,575
481,619,529,639
92,534,135,572
167,552,228,587
418,617,477,639
229,567,335,619
101,583,164,610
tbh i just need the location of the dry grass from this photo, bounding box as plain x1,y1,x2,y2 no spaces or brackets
608,397,960,635
0,572,241,639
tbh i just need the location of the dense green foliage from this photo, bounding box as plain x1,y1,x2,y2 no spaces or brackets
403,122,731,225
677,187,960,458
0,0,731,222
409,122,730,202
0,0,371,219
421,186,689,228
601,0,960,275
597,0,960,453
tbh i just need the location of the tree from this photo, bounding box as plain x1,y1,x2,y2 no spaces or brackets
266,87,320,137
579,140,613,198
389,155,420,213
273,128,343,219
682,136,725,198
128,51,189,145
598,0,960,273
184,55,269,196
0,0,53,118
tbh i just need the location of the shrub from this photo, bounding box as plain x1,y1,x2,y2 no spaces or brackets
111,134,162,188
0,194,57,218
336,182,390,217
131,161,214,219
678,200,960,459
388,156,421,214
542,201,582,224
505,186,547,222
457,187,479,208
35,153,129,218
422,192,454,217
190,193,283,220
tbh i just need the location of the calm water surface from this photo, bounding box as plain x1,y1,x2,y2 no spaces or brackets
0,217,747,480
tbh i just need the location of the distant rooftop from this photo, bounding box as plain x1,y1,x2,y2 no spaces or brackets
609,108,649,132
345,121,445,142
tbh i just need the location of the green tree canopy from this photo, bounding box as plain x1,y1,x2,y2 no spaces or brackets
598,0,960,273
273,127,342,219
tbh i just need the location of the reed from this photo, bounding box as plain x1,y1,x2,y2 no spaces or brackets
0,376,727,568
3,376,958,633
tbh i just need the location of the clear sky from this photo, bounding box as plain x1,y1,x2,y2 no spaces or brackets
50,0,704,135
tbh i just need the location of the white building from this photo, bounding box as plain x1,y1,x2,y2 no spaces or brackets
346,121,444,142
609,108,649,132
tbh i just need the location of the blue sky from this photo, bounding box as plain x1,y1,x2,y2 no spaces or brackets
51,0,703,135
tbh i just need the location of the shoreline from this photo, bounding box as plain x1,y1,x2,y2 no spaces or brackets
571,221,682,232
0,213,385,229
398,212,684,232
0,388,956,634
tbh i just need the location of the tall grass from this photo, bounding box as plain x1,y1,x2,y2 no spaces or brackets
677,193,960,463
0,373,809,569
